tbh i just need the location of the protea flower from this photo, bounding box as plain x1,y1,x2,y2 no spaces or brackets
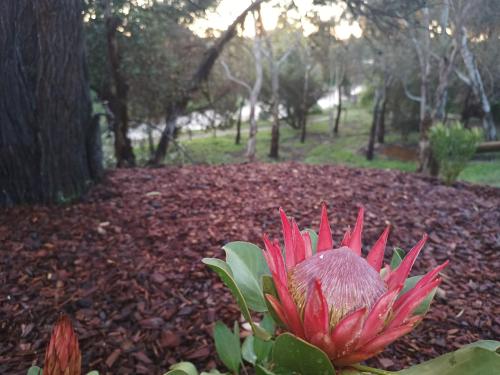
262,205,448,366
43,315,81,375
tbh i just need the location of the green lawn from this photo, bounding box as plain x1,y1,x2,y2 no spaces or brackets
137,106,500,187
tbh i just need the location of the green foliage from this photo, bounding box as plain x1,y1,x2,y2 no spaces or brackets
400,275,437,316
202,257,271,340
272,333,335,375
397,341,500,375
223,242,270,312
390,247,405,270
27,367,42,375
214,322,241,374
430,123,481,185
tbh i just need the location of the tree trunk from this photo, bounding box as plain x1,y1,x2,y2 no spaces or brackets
334,83,342,135
300,62,311,144
235,100,243,145
300,112,307,143
151,106,179,165
0,0,102,206
103,0,135,167
147,125,155,157
246,18,264,161
415,6,438,176
459,26,497,141
269,61,280,159
377,97,387,143
367,87,383,160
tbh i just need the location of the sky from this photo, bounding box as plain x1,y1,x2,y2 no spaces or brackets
190,0,362,39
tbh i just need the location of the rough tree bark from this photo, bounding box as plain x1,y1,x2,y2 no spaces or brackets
101,0,135,167
0,0,102,206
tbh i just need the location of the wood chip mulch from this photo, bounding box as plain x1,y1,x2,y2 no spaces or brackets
1,163,499,374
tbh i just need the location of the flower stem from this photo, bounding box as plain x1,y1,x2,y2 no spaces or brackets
350,364,397,375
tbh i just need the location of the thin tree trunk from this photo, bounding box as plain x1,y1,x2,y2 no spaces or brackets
459,26,497,140
151,105,180,165
377,97,387,143
414,6,437,175
103,0,135,167
300,63,311,144
246,14,264,161
269,62,280,158
147,125,155,157
235,100,243,145
334,83,342,135
0,0,102,205
367,87,383,160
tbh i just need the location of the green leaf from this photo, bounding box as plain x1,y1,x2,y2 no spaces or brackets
400,275,437,315
223,241,270,312
304,229,318,254
214,321,241,373
242,335,257,365
398,341,500,375
27,367,42,375
464,340,500,352
242,333,274,366
260,313,276,336
390,247,405,269
254,336,274,364
86,372,99,375
164,361,199,375
273,333,335,375
203,258,271,340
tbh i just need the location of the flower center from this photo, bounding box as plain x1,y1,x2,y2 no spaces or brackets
288,246,387,325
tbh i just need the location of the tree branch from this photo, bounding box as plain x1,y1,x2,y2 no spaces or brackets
220,61,252,93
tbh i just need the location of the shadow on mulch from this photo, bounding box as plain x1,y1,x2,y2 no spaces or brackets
1,163,499,374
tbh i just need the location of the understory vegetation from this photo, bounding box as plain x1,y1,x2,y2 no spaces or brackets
127,105,500,187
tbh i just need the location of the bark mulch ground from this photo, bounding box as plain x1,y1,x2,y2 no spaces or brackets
1,163,499,374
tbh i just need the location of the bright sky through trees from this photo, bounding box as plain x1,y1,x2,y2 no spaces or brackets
190,0,362,38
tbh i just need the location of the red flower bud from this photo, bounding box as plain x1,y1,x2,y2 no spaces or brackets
43,315,81,375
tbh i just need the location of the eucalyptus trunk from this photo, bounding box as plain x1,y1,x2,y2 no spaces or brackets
459,27,497,141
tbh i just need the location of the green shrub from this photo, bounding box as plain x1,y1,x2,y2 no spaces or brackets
430,122,481,185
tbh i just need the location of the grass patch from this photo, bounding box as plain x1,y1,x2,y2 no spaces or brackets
459,158,500,187
146,105,499,187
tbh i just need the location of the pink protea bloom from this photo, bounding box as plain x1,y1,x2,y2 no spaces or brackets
262,204,448,366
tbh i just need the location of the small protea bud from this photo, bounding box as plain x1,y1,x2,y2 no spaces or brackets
43,315,81,375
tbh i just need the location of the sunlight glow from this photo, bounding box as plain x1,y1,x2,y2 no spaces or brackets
190,0,362,39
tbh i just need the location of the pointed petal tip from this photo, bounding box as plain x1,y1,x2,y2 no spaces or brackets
366,225,391,272
317,203,333,252
347,206,364,255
